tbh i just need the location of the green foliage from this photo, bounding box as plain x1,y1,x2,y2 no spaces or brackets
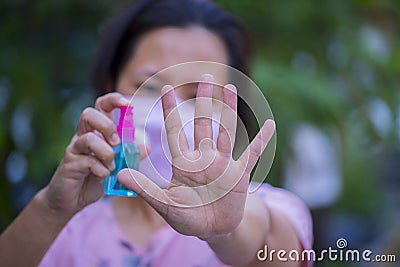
215,0,399,217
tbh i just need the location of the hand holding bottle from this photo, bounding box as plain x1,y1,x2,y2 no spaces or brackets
40,93,148,221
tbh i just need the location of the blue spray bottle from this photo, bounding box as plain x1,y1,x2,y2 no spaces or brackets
104,105,139,197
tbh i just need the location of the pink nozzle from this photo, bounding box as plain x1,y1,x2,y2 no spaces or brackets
117,105,135,142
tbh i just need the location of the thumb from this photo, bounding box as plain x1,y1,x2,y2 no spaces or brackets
117,168,169,211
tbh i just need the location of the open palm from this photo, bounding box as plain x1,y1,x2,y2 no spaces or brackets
118,75,275,240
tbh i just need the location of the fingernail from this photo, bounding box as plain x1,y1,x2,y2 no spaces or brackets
110,133,120,146
119,97,130,106
161,85,173,94
108,161,116,171
202,74,214,82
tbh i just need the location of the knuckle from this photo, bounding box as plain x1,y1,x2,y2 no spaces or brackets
65,143,74,155
238,157,248,171
64,136,79,156
99,147,113,162
81,107,94,122
194,118,211,127
250,147,260,159
63,146,75,163
86,156,97,167
94,97,103,109
83,132,96,143
165,123,182,134
80,133,95,151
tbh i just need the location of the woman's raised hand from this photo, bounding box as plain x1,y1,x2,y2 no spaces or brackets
118,75,275,240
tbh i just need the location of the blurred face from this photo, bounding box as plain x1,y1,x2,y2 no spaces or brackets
113,27,229,187
115,26,228,99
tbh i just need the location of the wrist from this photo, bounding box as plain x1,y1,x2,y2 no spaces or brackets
199,231,234,245
203,195,270,266
34,188,73,228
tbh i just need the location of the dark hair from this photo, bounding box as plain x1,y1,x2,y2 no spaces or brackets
90,0,251,95
90,0,256,137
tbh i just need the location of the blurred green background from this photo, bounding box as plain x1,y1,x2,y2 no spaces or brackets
0,1,399,266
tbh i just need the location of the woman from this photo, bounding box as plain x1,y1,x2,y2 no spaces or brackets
0,1,312,266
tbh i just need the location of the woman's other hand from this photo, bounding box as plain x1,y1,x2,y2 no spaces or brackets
118,75,275,240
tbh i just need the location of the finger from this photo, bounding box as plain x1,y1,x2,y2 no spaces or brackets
217,84,237,155
118,168,169,213
194,74,214,150
238,119,275,175
81,173,105,204
137,144,150,160
161,85,189,158
68,154,111,179
95,92,130,118
85,155,110,179
72,132,116,171
87,173,105,184
77,107,120,146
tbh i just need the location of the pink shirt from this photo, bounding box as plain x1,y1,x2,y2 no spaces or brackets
40,183,313,267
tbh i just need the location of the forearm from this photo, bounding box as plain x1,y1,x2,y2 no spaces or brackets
206,194,302,267
0,188,70,267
